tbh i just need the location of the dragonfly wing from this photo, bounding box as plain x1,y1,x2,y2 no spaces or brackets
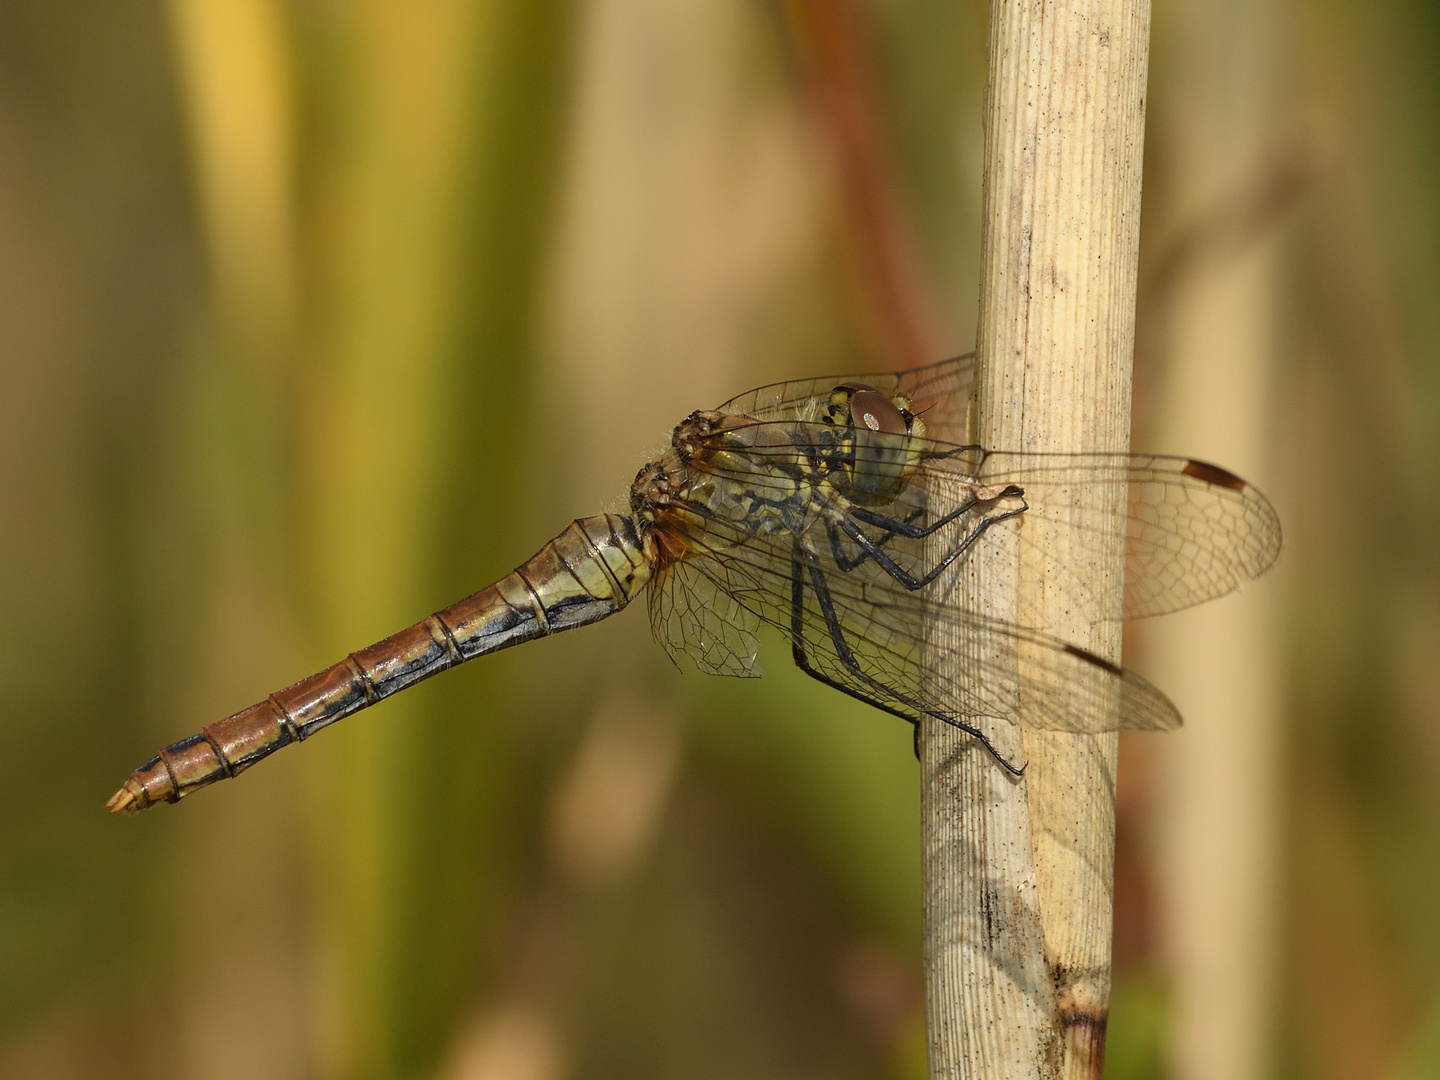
658,459,1180,737
719,363,1278,620
662,421,1277,738
717,354,974,442
649,557,764,677
897,354,976,444
782,517,1181,736
915,550,1182,734
686,420,1280,625
965,451,1283,619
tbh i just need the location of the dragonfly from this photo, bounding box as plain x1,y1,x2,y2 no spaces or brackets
108,355,1281,814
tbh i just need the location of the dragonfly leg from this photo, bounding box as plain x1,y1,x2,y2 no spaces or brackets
790,540,1024,776
824,518,871,572
825,517,905,572
790,543,921,731
849,487,1020,540
824,506,927,571
833,501,1026,591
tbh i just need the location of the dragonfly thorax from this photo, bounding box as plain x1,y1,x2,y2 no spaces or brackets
631,411,818,565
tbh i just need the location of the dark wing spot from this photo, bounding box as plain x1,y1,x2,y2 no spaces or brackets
1182,459,1247,491
1064,643,1124,676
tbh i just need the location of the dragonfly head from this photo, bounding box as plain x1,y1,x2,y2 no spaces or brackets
630,456,697,569
825,384,928,504
668,409,785,472
668,410,731,457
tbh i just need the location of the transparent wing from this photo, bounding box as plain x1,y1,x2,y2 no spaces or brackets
970,450,1283,619
653,421,1281,738
678,418,1282,621
716,354,974,443
652,472,1180,739
649,557,764,677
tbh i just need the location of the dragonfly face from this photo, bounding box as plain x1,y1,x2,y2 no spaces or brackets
825,383,928,505
110,355,1282,814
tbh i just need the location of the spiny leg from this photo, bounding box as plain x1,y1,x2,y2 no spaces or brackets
793,540,1024,776
825,518,872,572
847,485,1021,540
791,541,920,731
833,502,1027,591
824,505,926,572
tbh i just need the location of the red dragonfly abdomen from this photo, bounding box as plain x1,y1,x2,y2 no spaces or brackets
108,514,652,814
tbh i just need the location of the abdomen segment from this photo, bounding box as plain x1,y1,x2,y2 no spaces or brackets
107,514,650,814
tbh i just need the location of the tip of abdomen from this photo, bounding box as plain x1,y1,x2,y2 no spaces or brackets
105,780,145,815
106,751,192,815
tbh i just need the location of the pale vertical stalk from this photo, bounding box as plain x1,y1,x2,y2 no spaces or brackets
1145,2,1285,1077
922,1,1151,1077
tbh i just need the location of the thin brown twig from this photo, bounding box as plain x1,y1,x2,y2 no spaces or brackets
784,0,946,370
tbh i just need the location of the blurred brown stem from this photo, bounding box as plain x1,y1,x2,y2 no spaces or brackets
785,0,944,369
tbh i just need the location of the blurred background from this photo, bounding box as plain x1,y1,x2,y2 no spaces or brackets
0,1,1436,1078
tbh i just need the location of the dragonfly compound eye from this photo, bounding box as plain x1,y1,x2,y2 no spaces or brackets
834,388,918,503
849,390,907,435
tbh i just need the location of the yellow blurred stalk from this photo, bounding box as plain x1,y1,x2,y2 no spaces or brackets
169,1,575,1076
294,4,569,1077
170,0,298,358
300,5,480,1076
166,2,312,1079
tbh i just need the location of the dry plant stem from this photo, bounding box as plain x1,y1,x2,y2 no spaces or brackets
922,1,1151,1078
